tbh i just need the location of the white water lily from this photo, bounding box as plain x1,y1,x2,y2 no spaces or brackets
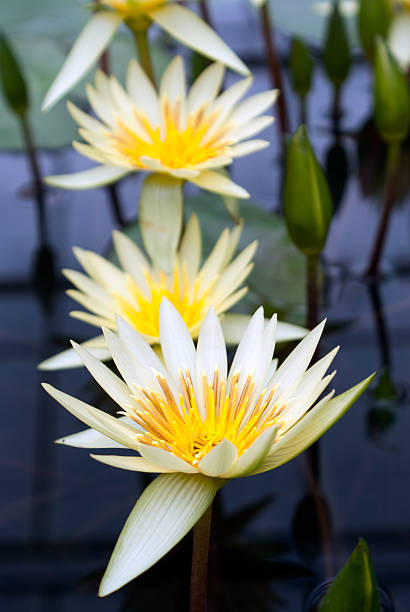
45,57,278,198
388,1,410,70
42,0,249,112
39,216,305,370
43,299,374,595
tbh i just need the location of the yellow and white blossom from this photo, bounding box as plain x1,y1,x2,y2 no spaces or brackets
45,58,278,198
43,300,374,595
39,216,305,370
42,0,249,112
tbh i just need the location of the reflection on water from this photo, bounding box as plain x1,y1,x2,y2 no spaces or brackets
1,12,410,612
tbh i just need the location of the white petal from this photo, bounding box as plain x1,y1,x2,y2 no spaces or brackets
42,384,140,451
71,341,137,410
230,140,269,158
229,90,279,126
230,116,274,141
115,316,167,379
91,454,174,473
44,165,129,190
251,375,375,475
159,298,196,383
99,473,220,596
221,315,307,346
228,307,265,392
55,416,136,448
209,241,257,304
190,170,249,199
196,308,228,389
160,55,186,114
138,444,198,474
38,335,110,370
388,14,410,70
148,4,249,76
67,100,106,133
126,58,161,126
187,62,225,114
222,426,278,478
112,230,150,295
198,440,238,476
271,319,326,401
179,214,202,282
42,12,122,111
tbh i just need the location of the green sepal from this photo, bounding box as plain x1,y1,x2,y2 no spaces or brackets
323,3,351,88
283,126,333,256
0,31,29,116
374,37,410,143
358,0,393,61
319,539,381,611
289,37,314,99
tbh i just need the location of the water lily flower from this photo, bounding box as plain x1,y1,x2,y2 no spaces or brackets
39,216,305,370
45,57,278,198
388,0,410,70
42,300,374,596
42,0,249,112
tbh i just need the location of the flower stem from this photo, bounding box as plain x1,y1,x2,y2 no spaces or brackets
190,504,213,612
366,140,401,277
306,254,319,331
133,28,155,84
259,2,290,153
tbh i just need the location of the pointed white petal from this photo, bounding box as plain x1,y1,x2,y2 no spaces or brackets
42,384,140,451
230,116,274,141
190,170,249,199
187,62,225,114
67,100,106,133
38,335,110,370
91,454,174,473
45,165,129,190
138,444,198,474
251,375,375,474
388,14,410,71
228,307,265,395
229,90,279,126
179,214,202,282
71,341,137,410
222,426,278,478
112,230,149,272
210,241,257,304
230,140,269,158
159,299,196,382
198,439,238,477
99,473,220,596
42,12,122,111
115,316,167,378
148,4,249,76
159,55,186,113
126,58,161,126
196,308,228,385
55,416,137,448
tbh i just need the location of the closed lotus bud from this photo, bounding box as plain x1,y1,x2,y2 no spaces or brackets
323,3,351,87
374,37,410,142
358,0,393,61
284,126,333,256
290,37,314,99
0,32,28,116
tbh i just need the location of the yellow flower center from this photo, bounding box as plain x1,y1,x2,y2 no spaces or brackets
128,369,284,466
113,264,212,339
101,0,167,17
110,101,232,170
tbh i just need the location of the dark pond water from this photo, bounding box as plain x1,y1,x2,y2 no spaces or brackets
1,3,410,611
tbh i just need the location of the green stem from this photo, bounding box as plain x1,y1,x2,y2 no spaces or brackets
366,140,401,277
306,254,319,331
133,28,155,84
20,114,47,246
190,504,213,612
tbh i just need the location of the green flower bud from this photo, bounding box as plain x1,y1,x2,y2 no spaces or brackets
358,0,393,61
323,3,351,88
0,32,29,116
289,37,314,99
283,126,333,256
374,37,410,142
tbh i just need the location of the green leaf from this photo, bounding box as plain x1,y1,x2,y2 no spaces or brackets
322,3,351,88
319,539,381,611
358,0,393,61
139,174,183,273
99,473,222,596
0,31,29,116
283,126,333,256
289,37,314,99
374,37,410,143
